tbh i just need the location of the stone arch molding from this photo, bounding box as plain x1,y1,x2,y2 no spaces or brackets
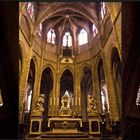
20,15,32,38
59,67,74,79
19,40,28,61
79,63,91,82
41,64,55,82
30,56,38,75
108,45,121,72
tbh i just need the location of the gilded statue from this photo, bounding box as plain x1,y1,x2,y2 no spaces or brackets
87,95,98,115
59,90,72,117
32,94,44,116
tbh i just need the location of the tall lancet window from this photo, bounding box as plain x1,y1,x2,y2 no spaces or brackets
47,29,56,44
136,85,140,106
92,24,98,37
101,84,109,112
78,29,88,45
25,89,32,113
63,32,72,47
101,2,106,20
27,2,34,20
0,89,3,107
36,23,42,37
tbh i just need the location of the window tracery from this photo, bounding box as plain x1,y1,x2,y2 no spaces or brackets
62,32,72,47
47,29,56,44
78,29,88,45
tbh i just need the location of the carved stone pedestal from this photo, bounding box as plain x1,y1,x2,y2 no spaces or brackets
88,117,100,135
29,116,43,135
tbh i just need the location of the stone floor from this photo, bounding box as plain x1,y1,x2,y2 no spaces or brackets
24,133,122,140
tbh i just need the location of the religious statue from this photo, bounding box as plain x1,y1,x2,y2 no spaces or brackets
87,95,98,115
59,90,72,117
32,94,44,116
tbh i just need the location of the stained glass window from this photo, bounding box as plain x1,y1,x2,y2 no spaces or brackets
101,2,106,20
36,23,42,37
92,24,98,37
27,2,34,20
136,86,140,106
47,29,56,44
78,29,88,45
0,89,3,107
25,90,32,113
63,32,72,47
101,84,109,112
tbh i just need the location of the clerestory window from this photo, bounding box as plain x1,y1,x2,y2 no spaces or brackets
92,24,98,37
136,85,140,106
78,29,88,45
36,23,42,37
62,32,72,47
27,2,34,20
47,29,56,44
101,2,106,20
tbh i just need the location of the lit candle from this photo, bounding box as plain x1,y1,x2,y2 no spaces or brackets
75,98,77,106
50,97,52,105
79,97,80,106
72,98,74,106
54,97,55,105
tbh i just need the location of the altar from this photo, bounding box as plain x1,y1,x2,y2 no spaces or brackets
48,117,82,133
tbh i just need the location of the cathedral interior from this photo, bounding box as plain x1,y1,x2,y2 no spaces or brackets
0,1,140,140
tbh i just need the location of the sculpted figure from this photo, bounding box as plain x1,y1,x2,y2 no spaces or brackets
33,94,44,114
87,95,98,113
59,90,72,116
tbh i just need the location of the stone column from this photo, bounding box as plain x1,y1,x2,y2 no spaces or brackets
30,36,46,118
19,47,32,123
92,59,102,115
103,52,119,121
75,69,81,115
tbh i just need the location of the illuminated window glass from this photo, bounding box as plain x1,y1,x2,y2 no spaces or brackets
27,2,34,20
36,23,42,37
62,32,72,47
136,86,140,106
78,29,88,45
101,84,109,112
101,2,106,20
25,90,32,113
92,24,98,37
47,29,56,44
0,89,3,107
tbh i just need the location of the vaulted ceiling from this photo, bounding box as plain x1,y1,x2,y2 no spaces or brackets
35,2,99,36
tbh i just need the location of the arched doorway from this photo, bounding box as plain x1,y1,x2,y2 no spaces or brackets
80,66,93,122
60,69,74,110
40,67,53,131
